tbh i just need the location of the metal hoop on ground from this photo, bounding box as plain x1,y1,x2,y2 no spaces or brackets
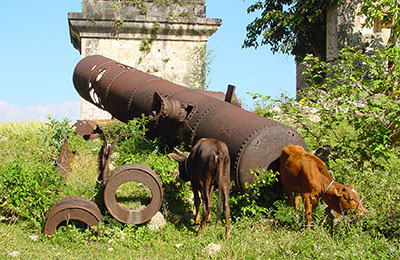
43,197,102,236
103,164,163,224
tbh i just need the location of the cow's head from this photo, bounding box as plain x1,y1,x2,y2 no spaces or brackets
168,148,190,182
326,184,367,216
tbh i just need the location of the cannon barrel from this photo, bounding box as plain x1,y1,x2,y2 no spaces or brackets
73,55,306,191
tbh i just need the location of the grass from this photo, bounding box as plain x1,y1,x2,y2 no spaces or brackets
116,182,152,210
0,218,398,259
0,121,399,259
0,122,50,165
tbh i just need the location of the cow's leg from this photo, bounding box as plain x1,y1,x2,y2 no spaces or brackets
207,185,214,223
192,185,201,225
198,190,208,234
198,179,213,235
310,195,320,214
288,192,301,212
216,184,222,224
302,193,313,230
294,194,302,212
222,181,231,239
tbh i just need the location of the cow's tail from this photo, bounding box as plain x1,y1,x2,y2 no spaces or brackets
216,154,223,224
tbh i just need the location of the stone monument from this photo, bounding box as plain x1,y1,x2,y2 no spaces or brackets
68,0,221,120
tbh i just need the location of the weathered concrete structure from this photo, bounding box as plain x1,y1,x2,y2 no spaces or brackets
297,1,392,93
326,0,391,61
68,0,221,120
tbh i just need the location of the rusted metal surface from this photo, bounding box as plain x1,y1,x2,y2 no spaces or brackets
44,197,102,235
73,55,306,191
73,120,102,140
224,84,236,104
55,139,75,176
103,164,164,224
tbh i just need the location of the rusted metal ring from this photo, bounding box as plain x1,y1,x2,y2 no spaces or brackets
103,164,163,225
43,197,102,235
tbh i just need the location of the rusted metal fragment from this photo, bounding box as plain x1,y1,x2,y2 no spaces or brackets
55,139,75,176
150,92,191,123
74,120,103,140
224,84,236,104
103,164,163,225
44,197,102,235
98,135,120,186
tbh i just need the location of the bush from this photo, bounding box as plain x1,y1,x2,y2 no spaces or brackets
0,121,67,228
249,46,400,238
39,116,75,156
229,169,281,220
0,159,64,228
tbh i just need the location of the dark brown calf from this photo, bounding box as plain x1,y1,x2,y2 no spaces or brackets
168,138,231,239
280,144,367,229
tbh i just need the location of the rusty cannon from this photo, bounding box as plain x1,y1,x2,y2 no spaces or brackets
73,55,306,192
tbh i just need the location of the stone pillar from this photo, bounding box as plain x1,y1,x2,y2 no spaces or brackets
326,2,338,61
68,0,221,120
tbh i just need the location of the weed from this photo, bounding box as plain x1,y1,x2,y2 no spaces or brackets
139,39,153,53
0,159,64,228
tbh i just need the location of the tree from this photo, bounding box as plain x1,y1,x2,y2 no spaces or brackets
243,0,340,62
360,0,400,48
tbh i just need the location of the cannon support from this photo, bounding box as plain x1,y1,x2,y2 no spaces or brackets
73,55,306,191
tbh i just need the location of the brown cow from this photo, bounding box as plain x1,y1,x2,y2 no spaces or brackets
168,138,231,239
279,144,366,229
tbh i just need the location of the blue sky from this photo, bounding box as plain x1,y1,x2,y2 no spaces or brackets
0,0,295,123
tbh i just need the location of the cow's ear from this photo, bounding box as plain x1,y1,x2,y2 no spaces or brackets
168,153,180,162
168,152,187,162
333,188,342,197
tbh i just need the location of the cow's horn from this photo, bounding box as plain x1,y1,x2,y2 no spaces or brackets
174,147,183,154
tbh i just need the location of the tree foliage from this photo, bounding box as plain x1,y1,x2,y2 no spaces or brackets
360,0,400,47
249,46,400,237
243,0,339,62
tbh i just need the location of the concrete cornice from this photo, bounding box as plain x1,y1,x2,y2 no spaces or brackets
68,12,221,52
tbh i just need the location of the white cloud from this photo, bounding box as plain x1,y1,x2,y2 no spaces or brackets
0,101,80,123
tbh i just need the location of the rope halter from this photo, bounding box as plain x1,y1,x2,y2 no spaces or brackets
322,180,335,197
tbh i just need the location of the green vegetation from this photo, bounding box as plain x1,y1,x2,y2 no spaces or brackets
1,61,400,257
249,46,400,240
244,0,400,62
139,38,153,53
2,33,400,260
189,44,215,90
244,0,338,61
